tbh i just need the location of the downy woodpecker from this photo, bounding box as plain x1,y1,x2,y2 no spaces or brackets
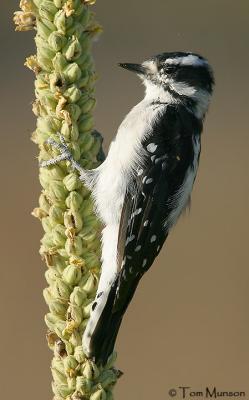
41,51,214,365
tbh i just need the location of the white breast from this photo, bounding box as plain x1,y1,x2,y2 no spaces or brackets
93,100,166,226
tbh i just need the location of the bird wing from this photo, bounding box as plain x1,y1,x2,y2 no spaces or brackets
113,104,202,313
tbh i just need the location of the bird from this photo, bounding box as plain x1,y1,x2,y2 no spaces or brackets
41,51,214,365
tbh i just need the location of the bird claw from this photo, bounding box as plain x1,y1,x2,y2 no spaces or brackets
40,133,75,168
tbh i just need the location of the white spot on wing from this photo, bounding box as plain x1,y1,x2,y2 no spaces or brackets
125,234,135,246
150,235,157,243
147,143,158,153
142,259,147,267
135,245,141,252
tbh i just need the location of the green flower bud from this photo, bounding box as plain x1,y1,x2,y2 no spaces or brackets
54,9,66,32
55,383,73,398
65,192,82,213
45,312,61,330
49,205,64,224
86,238,99,252
37,54,53,72
90,389,107,400
80,97,96,114
52,224,66,246
36,19,54,39
78,116,94,135
33,0,43,7
39,193,51,214
65,341,74,355
78,5,90,26
69,330,82,347
64,36,81,61
67,304,83,328
52,52,68,72
60,121,71,138
41,216,53,232
40,91,57,112
62,265,82,285
63,173,81,192
82,360,99,380
37,115,61,134
49,180,67,201
51,367,67,385
74,346,85,363
48,31,67,52
82,300,92,318
52,278,71,300
98,370,117,389
41,231,55,248
35,35,56,60
79,318,88,332
84,253,100,270
78,225,93,240
53,0,62,7
39,0,58,21
55,320,67,339
63,63,82,84
43,287,53,305
63,355,78,376
77,70,89,88
64,85,81,103
76,376,92,395
70,286,87,307
65,103,81,122
52,357,65,374
82,273,97,294
45,268,60,285
81,198,93,217
49,299,67,317
82,215,99,228
70,142,81,161
67,377,77,390
56,247,68,258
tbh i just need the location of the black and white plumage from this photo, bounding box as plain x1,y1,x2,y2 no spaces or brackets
41,51,214,365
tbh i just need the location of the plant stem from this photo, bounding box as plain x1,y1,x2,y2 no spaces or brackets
14,1,117,399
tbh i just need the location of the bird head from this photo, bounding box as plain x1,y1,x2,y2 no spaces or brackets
119,52,214,117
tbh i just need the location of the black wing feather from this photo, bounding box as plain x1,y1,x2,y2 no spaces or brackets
114,104,202,312
94,105,202,364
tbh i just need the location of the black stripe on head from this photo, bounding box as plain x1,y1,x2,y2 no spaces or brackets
149,52,214,94
173,65,214,93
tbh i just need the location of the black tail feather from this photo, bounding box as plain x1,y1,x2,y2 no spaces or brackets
88,277,123,365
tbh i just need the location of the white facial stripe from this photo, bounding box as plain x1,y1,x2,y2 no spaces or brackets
142,60,158,74
165,54,207,67
169,81,197,97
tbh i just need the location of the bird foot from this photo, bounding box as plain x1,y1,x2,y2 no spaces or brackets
40,132,85,176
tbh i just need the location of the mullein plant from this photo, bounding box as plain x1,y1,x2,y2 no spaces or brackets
14,1,119,399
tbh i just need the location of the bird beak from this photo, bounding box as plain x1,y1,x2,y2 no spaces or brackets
118,63,147,75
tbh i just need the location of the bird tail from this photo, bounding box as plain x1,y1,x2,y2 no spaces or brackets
82,276,123,366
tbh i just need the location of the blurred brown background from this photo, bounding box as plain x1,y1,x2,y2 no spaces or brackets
1,1,249,399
